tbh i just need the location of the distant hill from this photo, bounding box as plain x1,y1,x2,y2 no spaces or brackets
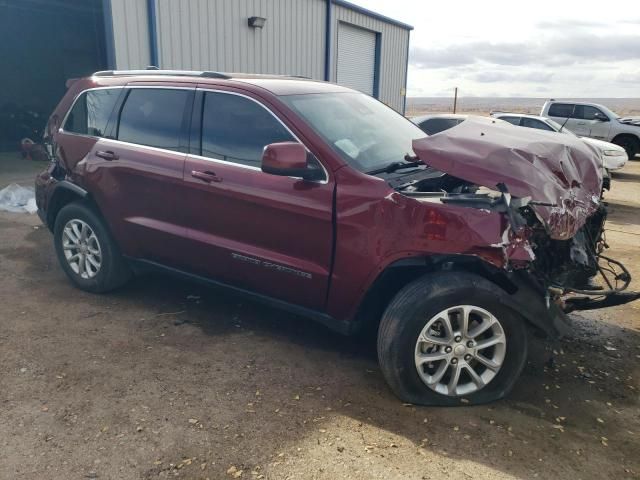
406,97,640,117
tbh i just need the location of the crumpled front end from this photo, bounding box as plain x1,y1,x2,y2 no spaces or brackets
411,116,603,240
400,116,639,316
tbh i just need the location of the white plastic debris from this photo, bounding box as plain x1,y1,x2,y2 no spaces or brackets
0,183,38,214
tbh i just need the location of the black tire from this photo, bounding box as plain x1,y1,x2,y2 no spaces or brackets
377,272,528,406
53,201,131,293
612,136,639,160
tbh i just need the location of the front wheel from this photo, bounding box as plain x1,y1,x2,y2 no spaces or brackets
612,136,639,160
377,272,528,406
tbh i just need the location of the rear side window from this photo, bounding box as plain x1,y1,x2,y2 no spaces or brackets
200,92,294,167
418,118,464,135
548,103,574,118
64,89,120,137
499,116,521,126
117,89,190,152
521,118,554,131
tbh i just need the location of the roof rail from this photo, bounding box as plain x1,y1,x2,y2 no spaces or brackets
93,69,231,79
200,71,232,79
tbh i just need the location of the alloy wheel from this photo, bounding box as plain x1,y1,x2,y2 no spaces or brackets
414,305,507,396
62,219,102,279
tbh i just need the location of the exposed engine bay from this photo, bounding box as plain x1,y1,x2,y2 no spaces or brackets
391,116,640,313
392,167,638,312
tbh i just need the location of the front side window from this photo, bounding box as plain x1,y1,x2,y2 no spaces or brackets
200,92,294,167
281,92,426,173
548,103,574,118
117,89,190,152
64,89,120,137
577,105,607,121
521,118,554,131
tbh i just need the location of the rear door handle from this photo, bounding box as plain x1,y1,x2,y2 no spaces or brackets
95,150,119,161
191,170,222,183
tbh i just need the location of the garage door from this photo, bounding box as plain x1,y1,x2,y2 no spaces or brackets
336,23,377,96
0,0,108,150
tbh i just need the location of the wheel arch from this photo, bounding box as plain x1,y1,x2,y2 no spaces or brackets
46,181,95,231
351,254,566,339
611,132,640,151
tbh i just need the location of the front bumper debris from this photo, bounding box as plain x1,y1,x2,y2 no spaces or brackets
564,291,640,313
558,253,640,313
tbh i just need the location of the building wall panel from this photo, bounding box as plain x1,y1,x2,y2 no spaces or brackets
107,0,410,112
110,0,151,69
155,0,326,79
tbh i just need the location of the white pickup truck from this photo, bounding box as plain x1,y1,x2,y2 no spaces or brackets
541,100,640,159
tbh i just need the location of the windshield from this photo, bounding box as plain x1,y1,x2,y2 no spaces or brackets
598,104,621,120
281,92,427,173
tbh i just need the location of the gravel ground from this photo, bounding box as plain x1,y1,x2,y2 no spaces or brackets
0,159,638,480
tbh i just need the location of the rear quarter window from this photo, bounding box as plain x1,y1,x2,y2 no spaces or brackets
63,89,120,137
521,118,554,131
499,116,521,126
548,103,574,118
418,118,464,135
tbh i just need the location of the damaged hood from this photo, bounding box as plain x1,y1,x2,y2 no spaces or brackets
412,116,603,240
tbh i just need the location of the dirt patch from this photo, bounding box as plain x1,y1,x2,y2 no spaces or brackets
0,165,639,479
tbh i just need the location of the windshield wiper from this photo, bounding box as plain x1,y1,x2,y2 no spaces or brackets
367,157,425,175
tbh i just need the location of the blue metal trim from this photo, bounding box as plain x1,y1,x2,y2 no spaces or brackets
101,0,116,69
332,0,413,31
402,30,410,114
372,32,381,99
147,0,159,67
324,0,332,81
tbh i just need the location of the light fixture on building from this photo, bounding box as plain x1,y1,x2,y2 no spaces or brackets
248,16,266,28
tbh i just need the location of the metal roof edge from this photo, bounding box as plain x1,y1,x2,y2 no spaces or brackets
332,0,414,30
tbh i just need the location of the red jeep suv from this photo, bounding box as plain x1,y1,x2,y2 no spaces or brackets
36,70,639,405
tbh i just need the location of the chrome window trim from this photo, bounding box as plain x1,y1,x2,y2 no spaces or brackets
59,85,195,138
98,137,188,157
196,87,330,183
125,85,197,90
186,152,327,184
59,85,330,184
186,153,261,171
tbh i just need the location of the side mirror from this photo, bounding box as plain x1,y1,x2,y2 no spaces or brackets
593,112,609,122
261,142,324,181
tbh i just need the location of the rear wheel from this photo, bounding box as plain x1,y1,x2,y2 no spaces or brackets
54,202,131,292
377,272,528,406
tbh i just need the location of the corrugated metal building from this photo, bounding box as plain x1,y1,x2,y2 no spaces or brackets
106,0,412,112
0,0,411,150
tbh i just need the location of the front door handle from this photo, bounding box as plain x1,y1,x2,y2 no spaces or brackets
191,170,222,183
95,150,119,161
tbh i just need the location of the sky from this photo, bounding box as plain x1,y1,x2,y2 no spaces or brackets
352,0,640,98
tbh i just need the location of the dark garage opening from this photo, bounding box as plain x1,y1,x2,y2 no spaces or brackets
0,0,108,151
